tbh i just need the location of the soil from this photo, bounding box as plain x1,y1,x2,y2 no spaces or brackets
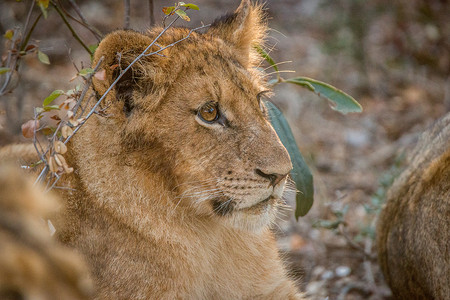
1,1,449,299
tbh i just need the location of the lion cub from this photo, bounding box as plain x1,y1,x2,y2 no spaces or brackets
50,1,303,299
377,112,450,299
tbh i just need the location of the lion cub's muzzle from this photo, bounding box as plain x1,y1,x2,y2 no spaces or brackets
212,167,290,218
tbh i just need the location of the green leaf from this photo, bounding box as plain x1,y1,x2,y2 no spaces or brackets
79,68,94,77
3,29,14,40
0,67,10,75
180,3,199,10
43,90,64,106
88,44,98,54
265,101,314,218
37,50,50,64
284,77,362,114
175,9,190,21
254,44,279,75
37,0,49,8
43,105,60,111
37,0,49,19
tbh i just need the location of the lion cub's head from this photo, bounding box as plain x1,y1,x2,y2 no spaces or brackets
90,0,292,232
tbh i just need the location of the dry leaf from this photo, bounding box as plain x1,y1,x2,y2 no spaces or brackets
61,125,73,139
54,154,73,173
48,156,58,173
53,140,67,154
94,69,106,81
21,119,39,139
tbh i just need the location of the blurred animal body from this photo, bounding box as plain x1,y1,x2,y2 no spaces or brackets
377,112,450,299
0,164,93,300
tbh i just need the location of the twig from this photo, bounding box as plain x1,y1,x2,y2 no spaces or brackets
68,0,87,23
35,165,49,185
73,57,104,115
124,0,131,29
0,33,18,95
79,92,95,117
20,0,36,47
148,0,155,27
64,0,103,41
51,2,93,55
143,24,209,57
1,4,41,96
20,13,43,52
45,173,61,193
32,113,46,166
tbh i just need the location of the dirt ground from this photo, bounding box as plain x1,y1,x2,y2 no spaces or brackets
1,1,449,299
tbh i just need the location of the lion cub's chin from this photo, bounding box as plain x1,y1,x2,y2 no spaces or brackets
225,196,280,233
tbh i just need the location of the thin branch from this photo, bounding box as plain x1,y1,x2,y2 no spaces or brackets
0,35,18,95
143,24,210,57
73,57,104,115
64,0,103,41
20,13,42,52
124,0,131,29
35,165,49,185
67,0,88,24
51,2,93,55
21,0,36,45
45,173,61,193
1,3,41,96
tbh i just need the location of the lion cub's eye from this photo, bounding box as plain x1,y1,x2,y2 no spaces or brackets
198,102,219,123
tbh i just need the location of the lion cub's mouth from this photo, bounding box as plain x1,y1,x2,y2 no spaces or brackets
237,196,276,215
212,196,277,217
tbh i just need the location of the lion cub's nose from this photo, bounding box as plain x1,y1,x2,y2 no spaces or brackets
255,169,289,187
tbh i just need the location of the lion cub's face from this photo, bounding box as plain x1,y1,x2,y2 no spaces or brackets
93,2,292,231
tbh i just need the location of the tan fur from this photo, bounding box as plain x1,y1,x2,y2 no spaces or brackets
46,1,303,299
0,143,38,167
376,112,450,299
0,164,93,300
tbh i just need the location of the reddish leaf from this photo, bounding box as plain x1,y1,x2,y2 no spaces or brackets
21,119,39,139
25,44,37,53
162,6,175,15
94,69,106,81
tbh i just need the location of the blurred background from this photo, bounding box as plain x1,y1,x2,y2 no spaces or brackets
1,0,449,299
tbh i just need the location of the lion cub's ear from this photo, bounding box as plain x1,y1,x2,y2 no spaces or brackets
91,30,156,116
208,0,266,68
